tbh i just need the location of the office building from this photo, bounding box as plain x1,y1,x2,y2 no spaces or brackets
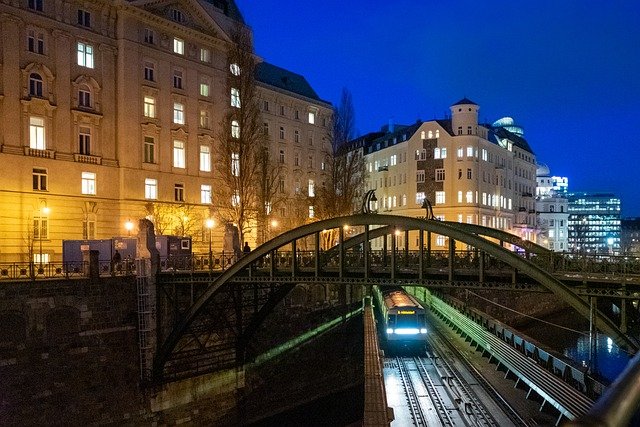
567,193,621,254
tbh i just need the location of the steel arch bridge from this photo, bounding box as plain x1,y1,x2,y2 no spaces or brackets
152,214,638,382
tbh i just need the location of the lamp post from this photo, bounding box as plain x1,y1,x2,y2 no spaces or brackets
361,190,378,214
205,218,215,271
39,205,50,268
421,198,434,220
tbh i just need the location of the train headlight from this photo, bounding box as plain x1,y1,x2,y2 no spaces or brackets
420,328,427,334
386,328,394,334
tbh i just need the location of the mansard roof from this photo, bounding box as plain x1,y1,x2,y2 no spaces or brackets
491,127,535,155
256,62,329,105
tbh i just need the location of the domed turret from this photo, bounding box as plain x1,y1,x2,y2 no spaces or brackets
450,98,479,136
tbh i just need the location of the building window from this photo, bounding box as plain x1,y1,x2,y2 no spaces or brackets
173,38,184,55
457,191,463,203
308,155,314,169
28,0,43,11
279,149,285,164
230,63,240,76
308,108,317,124
279,126,285,140
457,126,462,135
308,205,315,218
199,145,211,172
174,184,184,202
145,178,157,199
173,102,184,124
416,170,425,183
435,169,445,181
390,154,397,166
78,85,91,108
415,192,425,205
280,105,285,116
467,126,472,135
27,30,45,54
467,168,472,179
81,172,96,195
170,8,183,22
78,126,91,154
173,69,183,89
294,152,300,167
457,147,464,158
77,42,93,68
144,28,154,44
231,153,240,176
29,116,45,150
82,217,96,239
77,9,91,27
467,146,474,157
466,191,473,203
199,79,210,97
33,217,48,240
29,73,43,97
143,96,155,118
231,190,240,207
294,110,300,120
173,140,185,168
308,179,315,197
263,122,269,136
308,131,314,146
436,235,446,247
278,178,285,193
263,100,269,111
144,61,155,81
143,136,155,163
199,109,210,129
294,130,300,143
200,48,210,62
435,191,445,204
231,88,240,108
231,120,240,138
201,184,212,204
32,168,48,191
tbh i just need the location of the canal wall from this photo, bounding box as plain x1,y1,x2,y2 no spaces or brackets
0,277,363,425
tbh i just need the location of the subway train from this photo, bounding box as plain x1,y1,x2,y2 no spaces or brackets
375,285,428,347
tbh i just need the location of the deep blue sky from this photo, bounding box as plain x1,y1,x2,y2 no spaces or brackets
236,0,640,216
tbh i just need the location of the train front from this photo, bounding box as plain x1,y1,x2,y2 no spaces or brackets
383,288,428,346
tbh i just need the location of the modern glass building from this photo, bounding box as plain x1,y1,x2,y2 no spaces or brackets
567,193,621,254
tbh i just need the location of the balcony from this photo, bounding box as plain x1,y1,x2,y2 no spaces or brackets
24,147,55,158
74,153,102,164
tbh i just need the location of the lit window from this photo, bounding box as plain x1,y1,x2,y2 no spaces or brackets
308,205,315,218
199,79,209,97
436,235,446,247
78,126,91,154
232,190,240,207
145,178,157,199
199,109,210,129
173,102,184,124
435,169,445,181
433,148,440,159
77,42,93,68
482,149,488,161
441,148,447,158
173,38,184,55
144,61,155,81
29,73,43,97
143,96,155,118
200,48,210,62
435,191,445,204
230,63,240,76
231,88,240,108
29,116,45,150
81,172,96,195
199,145,211,172
174,183,184,202
466,191,473,203
143,136,155,163
467,146,474,157
231,120,240,138
421,130,426,139
390,154,397,166
173,70,183,89
173,140,185,168
415,192,425,205
308,108,317,124
457,147,464,158
32,168,48,191
231,153,240,176
201,184,212,204
27,30,45,54
78,85,91,108
428,130,433,138
457,191,463,203
308,179,315,197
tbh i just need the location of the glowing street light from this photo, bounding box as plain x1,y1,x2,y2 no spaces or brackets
125,219,134,236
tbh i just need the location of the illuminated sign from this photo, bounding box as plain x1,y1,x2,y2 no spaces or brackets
398,310,415,315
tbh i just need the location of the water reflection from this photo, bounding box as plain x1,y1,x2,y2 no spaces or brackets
563,333,632,383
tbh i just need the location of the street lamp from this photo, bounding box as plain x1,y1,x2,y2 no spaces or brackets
125,219,134,236
205,218,215,271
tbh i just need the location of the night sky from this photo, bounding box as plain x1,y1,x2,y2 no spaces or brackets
235,0,640,216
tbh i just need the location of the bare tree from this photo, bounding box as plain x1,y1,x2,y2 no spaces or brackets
256,144,285,245
214,23,268,245
147,202,206,239
315,88,366,246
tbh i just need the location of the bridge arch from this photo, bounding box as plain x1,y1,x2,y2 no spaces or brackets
153,214,637,381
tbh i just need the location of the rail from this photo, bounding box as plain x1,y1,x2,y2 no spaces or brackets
428,294,594,425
